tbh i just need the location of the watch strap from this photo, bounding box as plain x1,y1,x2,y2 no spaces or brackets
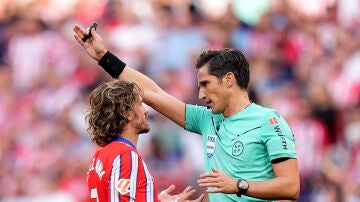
236,179,249,197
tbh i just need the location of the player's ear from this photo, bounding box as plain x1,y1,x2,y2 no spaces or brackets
126,112,133,121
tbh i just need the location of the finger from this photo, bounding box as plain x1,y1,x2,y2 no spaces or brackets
194,194,205,202
211,167,220,173
82,27,93,42
199,172,216,179
206,188,221,193
73,24,92,42
163,184,176,194
177,186,191,198
73,24,86,39
197,179,206,184
90,27,101,40
76,24,88,35
180,186,192,195
198,175,218,183
73,27,86,45
178,189,197,200
73,28,83,41
197,178,212,187
197,182,216,188
73,34,85,46
197,179,211,185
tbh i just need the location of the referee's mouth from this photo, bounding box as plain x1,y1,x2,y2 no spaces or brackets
205,101,212,109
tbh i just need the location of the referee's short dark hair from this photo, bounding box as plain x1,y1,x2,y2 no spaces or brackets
196,48,250,90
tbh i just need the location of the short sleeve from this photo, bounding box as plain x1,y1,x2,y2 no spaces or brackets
259,111,297,161
110,151,139,201
185,104,208,135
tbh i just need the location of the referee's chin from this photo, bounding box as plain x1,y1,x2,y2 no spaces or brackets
208,107,221,114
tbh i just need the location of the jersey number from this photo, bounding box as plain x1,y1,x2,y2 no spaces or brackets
90,188,99,202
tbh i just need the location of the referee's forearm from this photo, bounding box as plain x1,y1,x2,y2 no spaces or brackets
98,51,126,78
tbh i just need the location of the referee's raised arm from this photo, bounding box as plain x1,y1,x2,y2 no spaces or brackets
73,24,186,128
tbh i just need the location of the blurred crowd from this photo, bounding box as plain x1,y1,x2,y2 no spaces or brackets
0,0,359,201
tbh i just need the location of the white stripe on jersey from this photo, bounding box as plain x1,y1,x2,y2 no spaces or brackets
129,151,139,202
143,160,154,202
111,156,121,202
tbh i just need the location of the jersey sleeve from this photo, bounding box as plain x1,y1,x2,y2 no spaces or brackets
88,142,159,202
109,150,157,202
109,150,138,201
185,104,209,135
259,111,297,161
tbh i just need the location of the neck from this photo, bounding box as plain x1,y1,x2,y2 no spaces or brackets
120,132,138,147
223,89,251,117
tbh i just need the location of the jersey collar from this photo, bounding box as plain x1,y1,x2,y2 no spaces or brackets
114,137,137,149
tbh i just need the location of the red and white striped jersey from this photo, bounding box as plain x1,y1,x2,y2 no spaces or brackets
87,137,159,202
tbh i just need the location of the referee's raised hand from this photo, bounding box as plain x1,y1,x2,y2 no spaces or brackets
73,24,107,62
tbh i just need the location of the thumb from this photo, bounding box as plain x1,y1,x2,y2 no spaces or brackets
91,27,101,40
211,167,220,173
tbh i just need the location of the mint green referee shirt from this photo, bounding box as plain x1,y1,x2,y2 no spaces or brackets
185,103,297,202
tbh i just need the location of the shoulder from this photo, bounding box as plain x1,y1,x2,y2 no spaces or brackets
186,104,208,111
245,103,278,119
99,141,138,159
186,104,213,117
247,104,289,127
100,142,144,172
250,103,275,113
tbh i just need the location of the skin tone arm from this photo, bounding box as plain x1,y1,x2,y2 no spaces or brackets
73,24,186,128
197,159,300,200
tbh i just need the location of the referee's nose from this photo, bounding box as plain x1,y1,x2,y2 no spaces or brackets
198,87,206,101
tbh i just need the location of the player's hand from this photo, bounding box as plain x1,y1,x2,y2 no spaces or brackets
73,24,107,61
197,167,238,194
158,185,205,202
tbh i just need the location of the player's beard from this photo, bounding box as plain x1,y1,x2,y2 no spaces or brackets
134,113,150,134
138,123,150,134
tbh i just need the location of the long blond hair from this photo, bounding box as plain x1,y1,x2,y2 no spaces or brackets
85,80,142,146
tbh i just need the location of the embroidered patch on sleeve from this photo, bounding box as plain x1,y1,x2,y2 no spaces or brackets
116,179,132,195
269,117,278,125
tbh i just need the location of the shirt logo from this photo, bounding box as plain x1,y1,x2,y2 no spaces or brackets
116,179,132,195
274,125,287,150
269,117,278,125
206,134,217,158
232,141,244,156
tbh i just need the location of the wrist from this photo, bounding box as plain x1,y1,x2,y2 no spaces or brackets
98,51,126,78
236,179,249,197
96,49,108,61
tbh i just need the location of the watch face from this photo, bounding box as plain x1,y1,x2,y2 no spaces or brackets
238,180,249,189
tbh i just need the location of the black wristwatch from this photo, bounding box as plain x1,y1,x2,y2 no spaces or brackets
236,179,249,197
